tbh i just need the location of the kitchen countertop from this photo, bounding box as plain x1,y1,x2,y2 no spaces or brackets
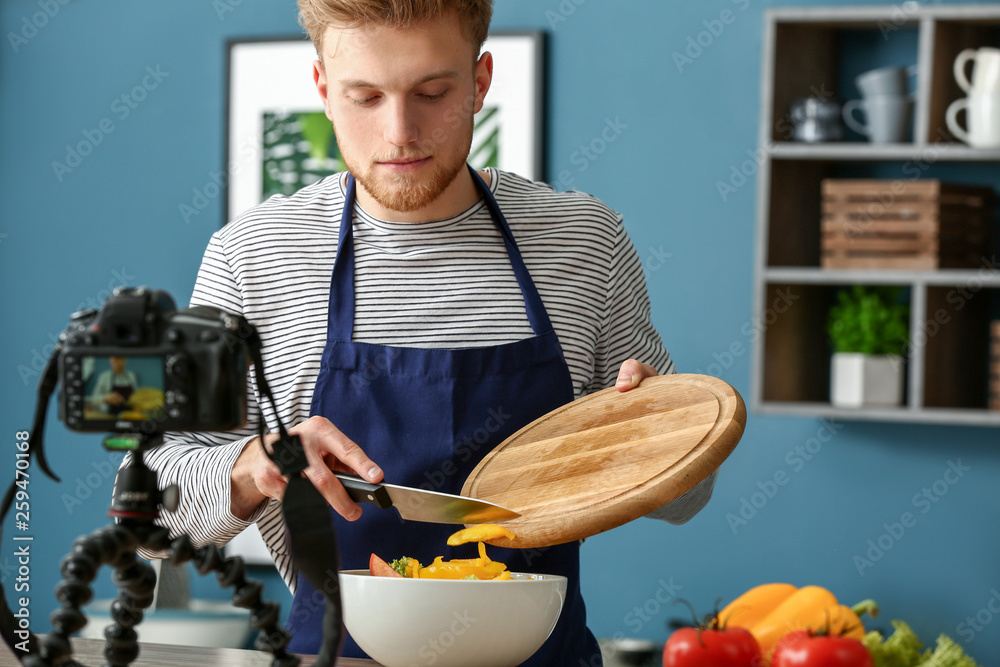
3,638,381,666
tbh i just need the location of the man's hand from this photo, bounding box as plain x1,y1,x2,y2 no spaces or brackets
614,358,657,392
230,415,383,522
104,392,126,406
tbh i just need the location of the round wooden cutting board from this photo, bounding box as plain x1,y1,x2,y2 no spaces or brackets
461,374,746,549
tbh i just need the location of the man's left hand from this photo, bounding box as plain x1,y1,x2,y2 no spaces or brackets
615,359,657,392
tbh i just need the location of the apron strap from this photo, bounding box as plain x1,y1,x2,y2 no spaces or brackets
328,174,359,342
327,167,556,340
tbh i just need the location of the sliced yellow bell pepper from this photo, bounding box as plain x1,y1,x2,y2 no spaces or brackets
403,557,421,579
418,555,508,580
406,525,516,580
446,524,515,546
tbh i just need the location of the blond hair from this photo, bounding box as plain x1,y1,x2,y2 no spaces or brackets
297,0,493,56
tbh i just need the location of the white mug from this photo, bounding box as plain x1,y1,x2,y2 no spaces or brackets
843,95,913,144
954,47,1000,94
946,92,1000,148
855,64,917,98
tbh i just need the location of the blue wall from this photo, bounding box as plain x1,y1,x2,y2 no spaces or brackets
2,1,998,664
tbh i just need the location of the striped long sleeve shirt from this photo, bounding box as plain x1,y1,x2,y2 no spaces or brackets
129,169,714,592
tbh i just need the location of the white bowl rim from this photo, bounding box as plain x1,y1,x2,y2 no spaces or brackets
339,569,567,583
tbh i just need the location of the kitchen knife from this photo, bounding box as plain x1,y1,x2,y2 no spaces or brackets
334,471,520,524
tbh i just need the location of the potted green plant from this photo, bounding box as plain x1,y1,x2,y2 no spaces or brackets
827,285,909,407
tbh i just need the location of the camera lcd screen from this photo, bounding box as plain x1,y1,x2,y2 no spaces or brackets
82,355,165,422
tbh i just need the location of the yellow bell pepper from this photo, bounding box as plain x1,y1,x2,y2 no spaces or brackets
719,582,797,629
826,603,870,639
417,541,509,580
720,584,879,664
750,585,841,656
402,557,421,579
446,524,515,546
376,525,516,580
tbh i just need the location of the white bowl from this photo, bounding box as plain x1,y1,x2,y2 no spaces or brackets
339,570,567,667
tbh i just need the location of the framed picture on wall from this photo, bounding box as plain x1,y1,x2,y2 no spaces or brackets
223,32,545,223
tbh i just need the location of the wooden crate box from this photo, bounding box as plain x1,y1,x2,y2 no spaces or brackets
821,179,995,270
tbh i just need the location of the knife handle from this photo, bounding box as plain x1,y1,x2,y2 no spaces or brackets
334,472,392,510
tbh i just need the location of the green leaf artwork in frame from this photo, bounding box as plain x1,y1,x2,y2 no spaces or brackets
262,111,343,199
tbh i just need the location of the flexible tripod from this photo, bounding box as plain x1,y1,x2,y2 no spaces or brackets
20,434,302,667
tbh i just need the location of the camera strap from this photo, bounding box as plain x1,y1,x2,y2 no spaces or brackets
0,346,62,522
245,329,344,666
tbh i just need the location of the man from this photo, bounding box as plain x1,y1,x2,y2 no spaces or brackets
88,356,137,415
134,0,716,663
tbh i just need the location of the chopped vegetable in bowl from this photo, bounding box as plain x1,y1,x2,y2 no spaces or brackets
369,524,515,580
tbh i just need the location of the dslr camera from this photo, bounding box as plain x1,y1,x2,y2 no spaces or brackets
0,286,345,667
57,286,251,436
0,287,337,667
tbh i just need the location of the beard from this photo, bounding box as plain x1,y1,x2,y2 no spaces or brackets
339,127,473,214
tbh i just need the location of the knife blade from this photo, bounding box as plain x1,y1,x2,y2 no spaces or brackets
334,472,520,524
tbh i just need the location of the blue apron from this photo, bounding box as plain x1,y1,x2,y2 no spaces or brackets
284,167,601,665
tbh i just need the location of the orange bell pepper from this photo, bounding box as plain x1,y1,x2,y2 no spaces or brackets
751,585,841,657
720,584,879,665
719,582,797,629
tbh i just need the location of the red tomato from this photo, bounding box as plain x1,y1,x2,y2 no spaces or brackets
770,630,873,667
368,553,402,578
663,626,761,667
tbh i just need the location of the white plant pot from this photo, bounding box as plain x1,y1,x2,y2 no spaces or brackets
830,352,904,408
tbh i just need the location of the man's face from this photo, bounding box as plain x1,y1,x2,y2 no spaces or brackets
313,12,492,218
110,357,126,374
